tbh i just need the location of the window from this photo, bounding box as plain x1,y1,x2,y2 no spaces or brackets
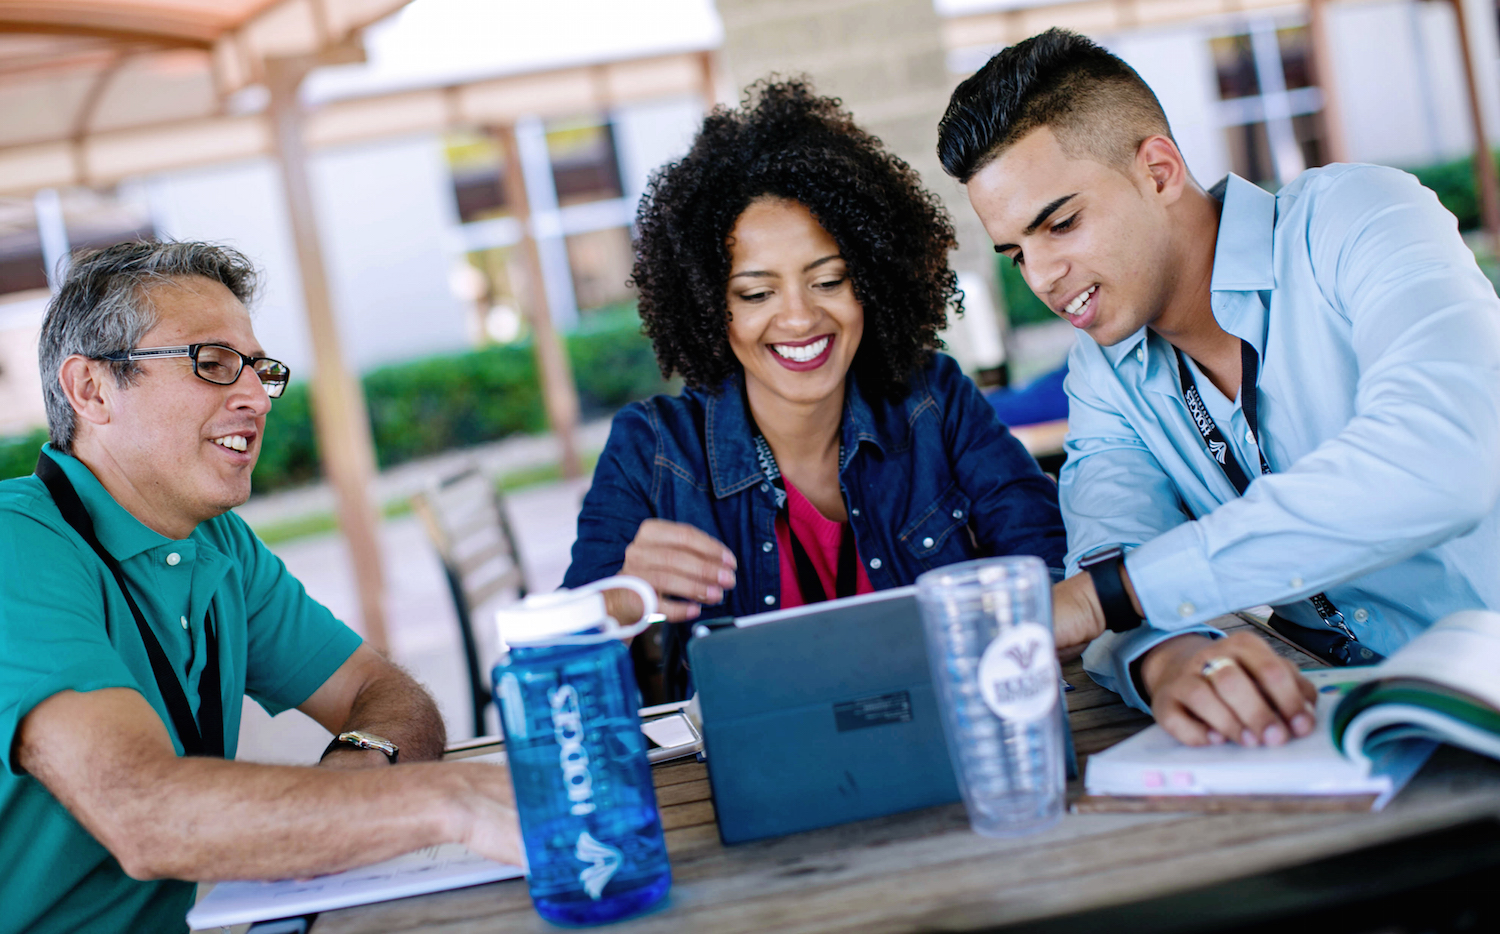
445,131,510,224
1210,22,1326,187
546,121,623,207
0,188,155,299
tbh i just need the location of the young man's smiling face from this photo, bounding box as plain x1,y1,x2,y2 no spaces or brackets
86,275,272,538
965,126,1179,348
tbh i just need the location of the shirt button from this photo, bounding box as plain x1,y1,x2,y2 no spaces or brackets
1291,577,1304,589
764,594,775,605
179,616,188,630
1135,345,1145,363
760,483,770,493
952,509,963,519
762,541,773,553
851,508,860,516
922,536,935,549
1353,608,1369,623
1177,602,1196,618
1244,429,1256,445
166,552,180,566
869,558,882,570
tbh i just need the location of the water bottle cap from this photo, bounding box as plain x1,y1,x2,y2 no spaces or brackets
495,589,610,647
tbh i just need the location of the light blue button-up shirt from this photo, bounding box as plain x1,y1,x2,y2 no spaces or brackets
1062,165,1500,711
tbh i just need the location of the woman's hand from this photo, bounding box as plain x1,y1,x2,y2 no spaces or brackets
1140,632,1318,747
605,519,738,624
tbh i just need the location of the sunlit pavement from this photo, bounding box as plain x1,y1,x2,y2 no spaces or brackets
234,476,592,764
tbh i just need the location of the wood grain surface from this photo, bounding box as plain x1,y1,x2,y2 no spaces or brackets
312,618,1500,933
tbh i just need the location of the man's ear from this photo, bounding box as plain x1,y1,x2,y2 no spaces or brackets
58,355,115,429
1136,135,1189,202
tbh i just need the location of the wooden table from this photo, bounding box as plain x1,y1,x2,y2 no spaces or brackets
314,620,1500,933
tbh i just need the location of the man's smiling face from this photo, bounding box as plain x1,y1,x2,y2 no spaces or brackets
96,275,272,536
965,126,1176,347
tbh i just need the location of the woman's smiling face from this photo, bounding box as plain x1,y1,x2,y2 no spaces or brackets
724,197,865,416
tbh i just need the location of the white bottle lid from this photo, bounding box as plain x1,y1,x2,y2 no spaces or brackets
495,576,657,648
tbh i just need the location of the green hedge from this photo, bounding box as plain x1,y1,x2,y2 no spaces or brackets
0,429,48,484
1407,152,1499,232
0,306,668,492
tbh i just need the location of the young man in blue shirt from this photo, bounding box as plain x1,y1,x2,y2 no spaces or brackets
0,242,521,933
937,29,1500,748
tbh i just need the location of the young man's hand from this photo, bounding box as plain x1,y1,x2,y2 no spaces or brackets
1140,632,1318,746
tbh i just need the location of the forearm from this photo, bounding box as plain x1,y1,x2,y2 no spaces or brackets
329,663,447,763
101,758,470,881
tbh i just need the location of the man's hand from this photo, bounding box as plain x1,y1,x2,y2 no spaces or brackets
606,519,737,624
1051,572,1108,661
1140,632,1318,746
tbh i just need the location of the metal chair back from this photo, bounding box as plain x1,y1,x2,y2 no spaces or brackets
410,465,528,737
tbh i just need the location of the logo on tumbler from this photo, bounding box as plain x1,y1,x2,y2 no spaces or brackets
575,831,623,900
978,622,1060,721
549,684,596,816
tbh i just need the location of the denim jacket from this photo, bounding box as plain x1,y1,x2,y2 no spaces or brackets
563,353,1067,697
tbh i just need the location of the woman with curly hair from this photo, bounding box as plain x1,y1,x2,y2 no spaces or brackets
563,80,1067,697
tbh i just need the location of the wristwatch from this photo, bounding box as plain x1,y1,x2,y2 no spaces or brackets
323,730,399,764
1079,546,1144,634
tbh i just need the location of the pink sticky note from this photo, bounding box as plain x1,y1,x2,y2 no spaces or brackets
1143,770,1165,788
1171,771,1194,788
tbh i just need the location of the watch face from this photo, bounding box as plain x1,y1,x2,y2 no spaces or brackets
341,731,397,755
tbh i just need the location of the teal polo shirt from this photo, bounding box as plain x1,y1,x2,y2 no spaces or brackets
0,445,362,934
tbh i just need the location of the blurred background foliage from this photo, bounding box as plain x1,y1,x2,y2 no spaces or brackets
0,304,668,491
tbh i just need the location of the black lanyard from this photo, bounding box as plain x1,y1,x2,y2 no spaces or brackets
751,433,857,603
37,453,226,757
1174,341,1381,665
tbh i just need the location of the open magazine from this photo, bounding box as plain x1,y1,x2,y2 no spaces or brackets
1083,610,1500,810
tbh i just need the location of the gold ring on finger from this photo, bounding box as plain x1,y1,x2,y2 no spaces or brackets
1200,656,1237,679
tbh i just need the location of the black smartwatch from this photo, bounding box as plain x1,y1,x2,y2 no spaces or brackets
323,730,399,764
1079,546,1144,633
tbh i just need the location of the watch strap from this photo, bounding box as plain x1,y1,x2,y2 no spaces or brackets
1083,552,1144,633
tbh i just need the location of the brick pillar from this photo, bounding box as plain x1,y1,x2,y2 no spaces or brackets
714,0,1008,378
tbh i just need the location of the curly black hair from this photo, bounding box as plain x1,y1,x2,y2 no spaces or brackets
630,78,961,399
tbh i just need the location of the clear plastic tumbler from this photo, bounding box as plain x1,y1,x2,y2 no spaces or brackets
916,556,1065,837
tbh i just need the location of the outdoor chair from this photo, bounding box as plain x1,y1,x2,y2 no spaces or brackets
411,465,529,738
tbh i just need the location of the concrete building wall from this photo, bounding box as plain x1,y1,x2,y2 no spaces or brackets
714,0,1009,374
1330,0,1500,167
614,95,710,217
0,292,47,435
1109,26,1233,184
309,134,471,371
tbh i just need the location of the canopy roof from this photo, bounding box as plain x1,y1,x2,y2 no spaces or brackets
0,0,406,191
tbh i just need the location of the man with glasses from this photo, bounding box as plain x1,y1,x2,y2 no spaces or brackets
0,241,522,934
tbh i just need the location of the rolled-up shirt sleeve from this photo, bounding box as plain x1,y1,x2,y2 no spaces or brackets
1060,353,1222,710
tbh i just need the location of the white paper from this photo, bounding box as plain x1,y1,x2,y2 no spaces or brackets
188,749,520,929
188,844,524,928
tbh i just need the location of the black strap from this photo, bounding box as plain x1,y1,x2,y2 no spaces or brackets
1173,342,1380,663
785,516,857,604
36,452,225,758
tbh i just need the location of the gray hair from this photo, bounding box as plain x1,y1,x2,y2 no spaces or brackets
39,241,259,453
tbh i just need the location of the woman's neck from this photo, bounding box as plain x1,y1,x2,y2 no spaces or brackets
747,378,846,520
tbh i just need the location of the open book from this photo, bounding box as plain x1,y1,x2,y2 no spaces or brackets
1083,610,1500,811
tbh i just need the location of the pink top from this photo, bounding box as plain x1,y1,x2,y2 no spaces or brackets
775,477,875,609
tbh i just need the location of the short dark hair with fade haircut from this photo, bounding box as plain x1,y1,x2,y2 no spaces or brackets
937,28,1174,184
38,240,258,454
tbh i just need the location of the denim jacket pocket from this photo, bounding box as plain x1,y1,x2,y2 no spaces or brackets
897,482,973,567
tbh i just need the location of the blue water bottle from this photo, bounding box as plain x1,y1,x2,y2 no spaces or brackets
492,576,671,925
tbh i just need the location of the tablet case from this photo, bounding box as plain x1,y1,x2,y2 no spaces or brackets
687,588,963,844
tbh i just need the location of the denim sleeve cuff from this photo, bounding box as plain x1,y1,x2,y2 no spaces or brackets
1082,623,1224,712
1123,523,1228,630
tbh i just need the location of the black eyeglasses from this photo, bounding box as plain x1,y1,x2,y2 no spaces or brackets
99,343,290,398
